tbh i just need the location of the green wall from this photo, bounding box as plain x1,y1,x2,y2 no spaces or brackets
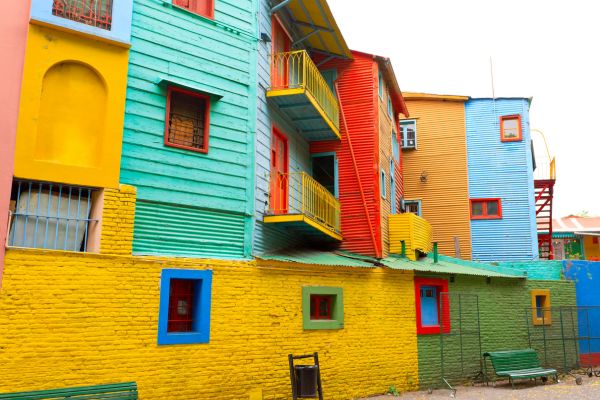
416,273,577,389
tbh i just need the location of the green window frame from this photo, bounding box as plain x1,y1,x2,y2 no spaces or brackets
302,286,344,330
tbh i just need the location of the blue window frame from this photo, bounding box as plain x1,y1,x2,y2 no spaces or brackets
420,286,439,327
392,129,400,161
321,69,337,96
388,96,393,117
158,269,213,345
390,160,396,214
311,152,338,198
381,169,386,199
404,199,422,216
378,70,384,99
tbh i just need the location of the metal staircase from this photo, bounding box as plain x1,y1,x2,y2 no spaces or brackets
535,179,555,260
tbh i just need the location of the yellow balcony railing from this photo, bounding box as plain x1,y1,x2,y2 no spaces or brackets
269,50,340,136
267,171,341,239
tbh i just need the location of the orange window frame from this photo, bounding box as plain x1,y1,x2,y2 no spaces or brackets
470,198,502,220
531,289,551,325
164,86,211,154
173,0,215,19
500,115,523,142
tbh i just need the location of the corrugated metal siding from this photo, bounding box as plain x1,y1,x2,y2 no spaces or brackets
389,213,433,261
402,99,472,259
378,77,393,258
310,53,381,257
466,98,537,261
133,201,246,258
122,0,255,257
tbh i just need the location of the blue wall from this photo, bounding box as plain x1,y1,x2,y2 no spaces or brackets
465,98,537,261
120,0,258,259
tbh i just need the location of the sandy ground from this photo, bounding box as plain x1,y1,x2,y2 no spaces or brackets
359,373,600,400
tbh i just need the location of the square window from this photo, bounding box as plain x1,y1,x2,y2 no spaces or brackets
52,0,114,31
500,115,522,142
158,269,213,345
302,287,343,330
470,199,502,220
404,200,422,217
414,278,450,334
165,87,210,153
400,120,417,149
173,0,215,19
531,289,551,325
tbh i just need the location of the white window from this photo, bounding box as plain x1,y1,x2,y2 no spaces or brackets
403,200,421,216
401,120,417,149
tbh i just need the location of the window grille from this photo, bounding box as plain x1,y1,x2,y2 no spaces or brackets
168,279,196,332
52,0,113,31
7,180,98,252
166,88,210,152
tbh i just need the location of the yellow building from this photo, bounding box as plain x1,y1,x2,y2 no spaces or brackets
400,93,473,259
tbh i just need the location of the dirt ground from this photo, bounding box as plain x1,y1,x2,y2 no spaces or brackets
360,373,600,400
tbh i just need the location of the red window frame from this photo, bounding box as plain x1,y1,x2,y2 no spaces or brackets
164,86,211,154
500,115,522,142
414,277,450,335
167,279,196,333
310,295,334,320
173,0,215,19
470,198,502,220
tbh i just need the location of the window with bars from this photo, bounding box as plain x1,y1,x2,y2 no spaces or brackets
310,295,333,320
173,0,215,19
52,0,113,30
165,87,210,153
302,287,344,330
7,180,98,252
158,269,213,345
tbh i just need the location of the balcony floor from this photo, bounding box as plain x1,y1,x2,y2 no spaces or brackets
267,89,340,141
264,213,342,242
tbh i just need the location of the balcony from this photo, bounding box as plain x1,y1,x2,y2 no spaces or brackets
389,213,433,261
267,50,341,141
264,172,342,241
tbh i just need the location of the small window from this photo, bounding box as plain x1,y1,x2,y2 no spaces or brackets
387,95,393,118
173,0,215,19
311,153,337,197
500,115,522,142
470,199,502,220
400,120,417,149
390,160,396,214
302,287,343,330
392,128,400,161
165,87,210,153
404,200,422,216
52,0,113,30
8,180,99,252
414,278,450,334
381,170,387,199
158,269,213,345
378,70,384,99
531,289,551,325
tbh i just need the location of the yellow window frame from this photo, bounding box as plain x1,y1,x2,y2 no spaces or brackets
531,289,551,326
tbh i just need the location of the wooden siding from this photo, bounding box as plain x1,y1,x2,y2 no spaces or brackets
402,99,472,259
466,98,537,261
121,0,257,258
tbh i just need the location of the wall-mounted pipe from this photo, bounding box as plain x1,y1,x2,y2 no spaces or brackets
433,242,439,263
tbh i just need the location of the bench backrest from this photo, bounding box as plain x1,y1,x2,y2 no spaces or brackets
0,382,138,400
483,349,542,372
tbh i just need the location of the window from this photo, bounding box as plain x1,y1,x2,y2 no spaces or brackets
500,115,522,142
52,0,113,30
404,200,422,216
390,160,396,214
311,153,337,197
388,95,393,118
321,69,337,95
302,287,343,330
400,120,417,149
414,278,450,334
165,87,210,153
531,289,551,325
470,198,502,220
378,70,384,99
8,180,99,252
173,0,215,19
381,169,387,199
392,128,400,161
158,269,213,345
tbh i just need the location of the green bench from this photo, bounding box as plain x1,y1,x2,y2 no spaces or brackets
483,349,558,389
0,382,138,399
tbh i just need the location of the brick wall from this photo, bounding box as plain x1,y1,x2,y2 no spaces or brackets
99,184,136,255
416,274,577,389
0,250,419,399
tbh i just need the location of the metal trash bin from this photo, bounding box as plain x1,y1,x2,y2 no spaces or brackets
294,365,319,398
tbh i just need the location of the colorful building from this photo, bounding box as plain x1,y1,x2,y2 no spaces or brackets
552,216,600,260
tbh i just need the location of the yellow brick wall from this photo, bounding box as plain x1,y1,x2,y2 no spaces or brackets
99,185,136,255
0,250,419,399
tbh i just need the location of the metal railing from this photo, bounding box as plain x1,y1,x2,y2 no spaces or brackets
269,172,341,235
534,157,556,181
270,50,340,133
52,0,113,30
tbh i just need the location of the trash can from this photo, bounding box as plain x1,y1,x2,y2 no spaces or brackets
294,365,319,398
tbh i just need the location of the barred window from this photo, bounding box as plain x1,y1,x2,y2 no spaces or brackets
7,180,98,252
52,0,113,30
165,87,210,153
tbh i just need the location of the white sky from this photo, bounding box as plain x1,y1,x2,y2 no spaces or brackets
328,0,600,217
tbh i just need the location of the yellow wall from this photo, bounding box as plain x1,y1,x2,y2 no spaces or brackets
402,97,473,259
0,182,419,399
583,235,600,260
14,24,129,189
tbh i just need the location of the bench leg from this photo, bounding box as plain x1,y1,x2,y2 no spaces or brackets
510,377,515,390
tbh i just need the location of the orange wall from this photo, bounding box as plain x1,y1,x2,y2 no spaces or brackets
402,97,472,259
0,1,30,285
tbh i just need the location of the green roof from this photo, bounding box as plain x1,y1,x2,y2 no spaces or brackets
257,250,376,268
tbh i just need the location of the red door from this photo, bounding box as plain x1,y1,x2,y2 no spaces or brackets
270,128,288,214
272,17,292,89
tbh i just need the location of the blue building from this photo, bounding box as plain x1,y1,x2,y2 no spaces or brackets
465,98,538,261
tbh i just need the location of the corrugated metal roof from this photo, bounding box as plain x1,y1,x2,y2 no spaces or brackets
381,255,524,278
257,250,376,267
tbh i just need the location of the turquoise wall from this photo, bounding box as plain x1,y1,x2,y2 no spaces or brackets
121,0,258,258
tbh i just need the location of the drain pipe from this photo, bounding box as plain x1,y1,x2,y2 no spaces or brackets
433,242,439,263
400,240,406,258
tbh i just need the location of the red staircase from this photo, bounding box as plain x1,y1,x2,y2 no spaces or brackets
535,179,555,260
